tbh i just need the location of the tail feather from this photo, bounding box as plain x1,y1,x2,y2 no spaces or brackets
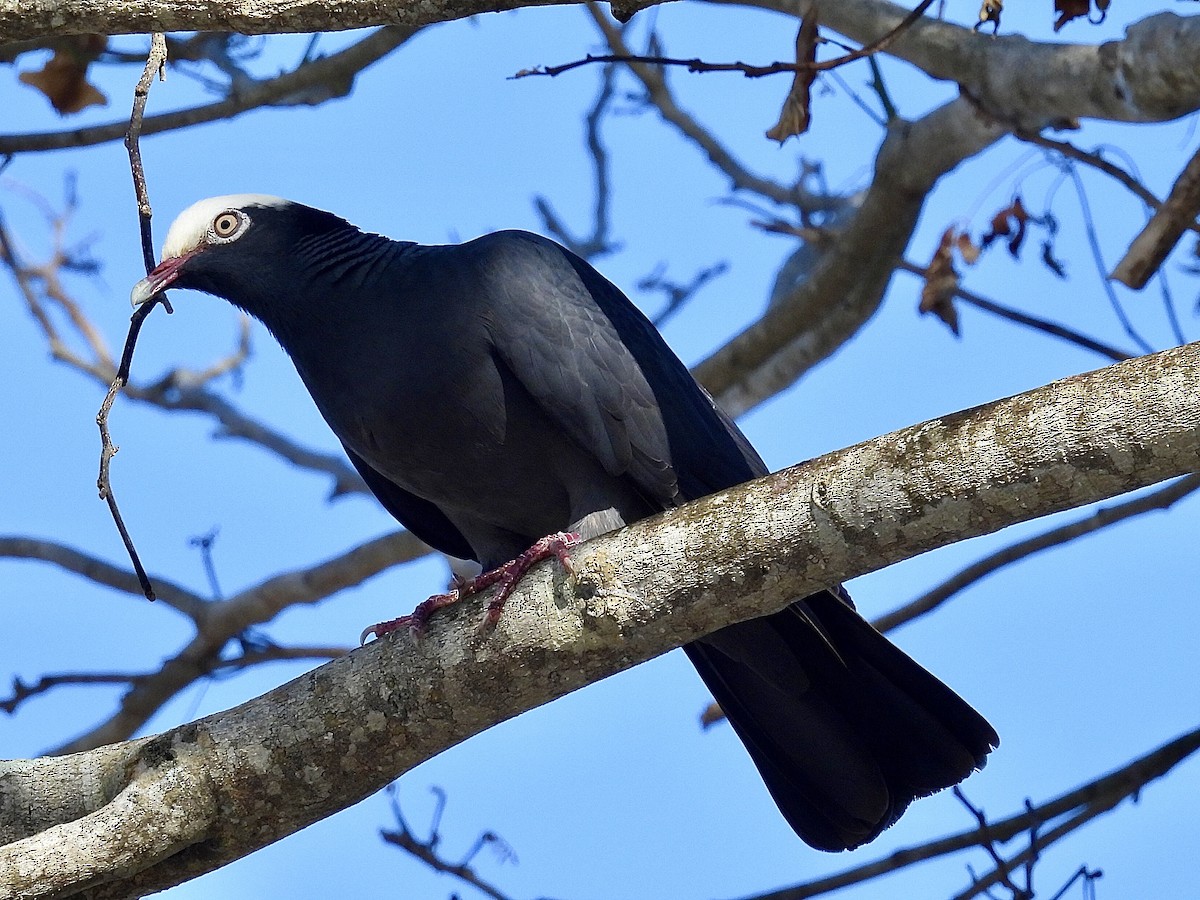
685,589,998,851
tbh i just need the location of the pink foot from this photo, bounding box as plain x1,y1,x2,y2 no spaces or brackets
359,531,580,643
359,590,462,644
468,532,580,629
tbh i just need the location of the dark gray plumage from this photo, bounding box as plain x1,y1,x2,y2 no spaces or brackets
133,195,998,851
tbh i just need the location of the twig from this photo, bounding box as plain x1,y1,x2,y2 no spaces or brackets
0,536,206,619
1112,143,1200,289
533,52,621,259
1068,166,1154,354
98,35,170,602
2,211,360,497
1,672,145,715
53,529,429,754
735,723,1200,900
583,3,830,209
895,260,1135,363
0,28,418,155
518,0,936,80
1017,131,1199,236
1046,866,1102,900
641,259,730,326
953,788,1030,899
381,785,517,900
216,644,350,671
874,473,1200,634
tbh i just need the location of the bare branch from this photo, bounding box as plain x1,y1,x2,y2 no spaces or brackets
1017,131,1200,236
1112,144,1200,289
521,0,936,80
586,3,829,209
696,96,1005,417
725,3,1200,127
0,536,206,619
533,49,621,259
381,785,517,900
1,673,145,716
0,28,420,155
894,260,1136,363
54,529,428,754
96,33,172,602
0,196,368,497
642,259,730,326
741,723,1200,900
1067,167,1154,354
873,473,1200,634
217,644,350,670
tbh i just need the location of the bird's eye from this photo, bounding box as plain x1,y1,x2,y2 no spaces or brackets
211,211,243,240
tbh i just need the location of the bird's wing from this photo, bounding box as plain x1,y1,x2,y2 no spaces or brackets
342,442,478,562
476,231,764,508
475,232,681,507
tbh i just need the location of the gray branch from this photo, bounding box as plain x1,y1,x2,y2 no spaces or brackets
2,340,1197,899
0,26,420,155
691,9,1200,416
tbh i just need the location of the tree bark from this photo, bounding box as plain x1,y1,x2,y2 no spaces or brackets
2,342,1197,900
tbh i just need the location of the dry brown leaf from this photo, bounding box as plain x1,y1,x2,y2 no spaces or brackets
920,227,961,335
1054,0,1093,31
765,12,819,144
975,0,1003,32
19,35,108,115
956,231,982,265
981,196,1029,257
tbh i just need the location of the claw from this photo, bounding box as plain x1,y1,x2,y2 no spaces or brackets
360,590,461,644
359,531,581,644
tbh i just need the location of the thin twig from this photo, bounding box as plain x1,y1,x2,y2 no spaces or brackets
642,259,730,326
381,785,517,900
953,788,1029,899
737,723,1200,900
583,2,833,210
53,529,429,754
0,536,206,619
96,36,172,601
534,55,621,259
98,35,171,602
874,473,1200,633
518,0,936,80
895,260,1135,363
0,28,418,155
1017,131,1200,236
1068,166,1154,354
1,672,146,715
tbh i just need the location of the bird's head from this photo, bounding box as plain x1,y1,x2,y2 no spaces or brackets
130,194,352,313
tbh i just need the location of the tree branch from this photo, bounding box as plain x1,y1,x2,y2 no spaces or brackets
696,95,1005,416
0,27,420,155
875,473,1200,633
2,341,1197,898
0,0,651,43
1111,143,1200,289
743,722,1200,900
52,529,428,755
721,3,1200,127
0,536,206,619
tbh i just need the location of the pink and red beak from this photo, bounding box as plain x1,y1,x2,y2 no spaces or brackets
130,251,196,307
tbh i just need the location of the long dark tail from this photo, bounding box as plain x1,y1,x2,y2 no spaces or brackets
684,589,998,851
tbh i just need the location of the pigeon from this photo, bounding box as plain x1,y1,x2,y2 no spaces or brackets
132,195,998,851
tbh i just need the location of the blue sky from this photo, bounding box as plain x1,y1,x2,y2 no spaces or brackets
3,3,1199,898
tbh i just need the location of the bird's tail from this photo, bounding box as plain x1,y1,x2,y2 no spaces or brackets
684,589,998,851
